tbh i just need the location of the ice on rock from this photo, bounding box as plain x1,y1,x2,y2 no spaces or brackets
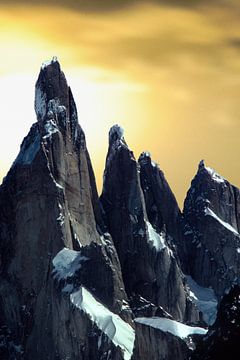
43,119,59,139
204,207,239,236
199,160,225,184
135,317,207,339
109,124,124,143
185,275,218,325
205,166,225,183
52,247,88,281
35,86,47,120
139,151,159,168
138,151,151,165
70,287,135,360
41,56,58,70
146,221,166,251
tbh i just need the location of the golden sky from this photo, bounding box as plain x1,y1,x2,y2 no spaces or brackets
0,0,239,207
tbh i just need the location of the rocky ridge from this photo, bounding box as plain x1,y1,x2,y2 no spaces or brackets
0,58,239,359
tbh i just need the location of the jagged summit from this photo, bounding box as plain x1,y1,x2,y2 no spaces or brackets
109,124,125,145
138,151,158,168
198,159,205,170
0,59,239,360
41,56,58,70
34,58,82,148
197,160,225,184
34,57,77,128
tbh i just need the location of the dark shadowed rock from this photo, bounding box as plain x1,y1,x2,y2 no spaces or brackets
138,152,182,240
100,125,199,323
133,317,207,360
191,285,240,360
0,59,133,360
183,160,240,299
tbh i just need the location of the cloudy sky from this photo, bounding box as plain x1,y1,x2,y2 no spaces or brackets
0,0,239,206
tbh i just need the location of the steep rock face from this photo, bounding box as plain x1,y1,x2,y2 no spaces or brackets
133,322,190,360
0,59,132,359
138,152,183,252
191,285,240,360
100,126,199,323
133,317,207,360
183,160,240,298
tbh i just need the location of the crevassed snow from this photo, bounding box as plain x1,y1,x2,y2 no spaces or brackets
70,287,135,360
205,166,225,183
135,317,207,339
185,275,217,325
205,207,239,236
52,248,88,280
146,221,166,251
15,133,40,165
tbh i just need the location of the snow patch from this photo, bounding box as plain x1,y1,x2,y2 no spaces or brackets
205,166,225,183
205,207,239,236
43,119,59,139
135,317,207,339
185,275,218,325
41,56,58,70
57,203,65,226
52,247,88,281
70,287,135,360
35,86,47,120
146,221,166,251
109,124,124,143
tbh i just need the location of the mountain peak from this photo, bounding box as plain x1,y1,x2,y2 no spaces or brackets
40,56,59,70
109,124,124,145
198,159,205,170
34,57,69,123
139,151,159,168
197,160,225,184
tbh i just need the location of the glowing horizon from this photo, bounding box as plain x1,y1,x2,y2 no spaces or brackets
0,1,239,207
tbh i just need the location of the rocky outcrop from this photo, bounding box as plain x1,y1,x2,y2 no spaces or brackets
191,285,240,360
100,125,199,323
0,58,132,360
183,160,240,298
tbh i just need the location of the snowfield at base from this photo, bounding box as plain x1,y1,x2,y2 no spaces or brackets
70,287,135,360
52,248,88,280
185,275,217,325
205,207,239,236
135,317,207,339
146,221,166,251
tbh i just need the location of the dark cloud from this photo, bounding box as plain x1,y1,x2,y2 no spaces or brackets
228,37,240,49
0,0,227,12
